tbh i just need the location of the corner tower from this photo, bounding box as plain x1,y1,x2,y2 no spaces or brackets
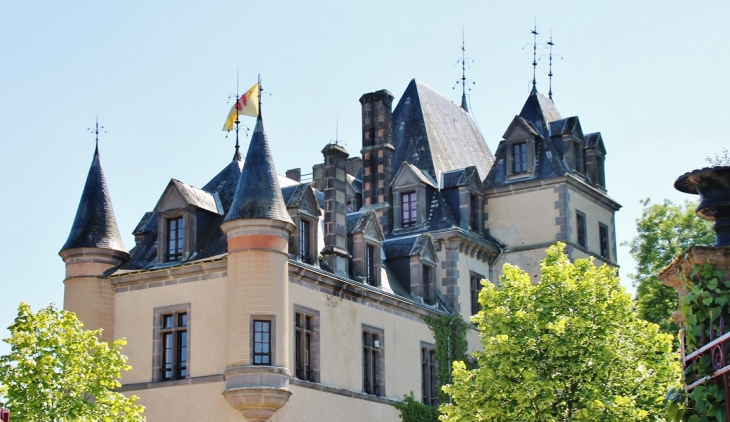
59,143,128,344
220,115,295,421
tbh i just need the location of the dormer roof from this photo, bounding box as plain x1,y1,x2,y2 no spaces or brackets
282,183,321,217
585,132,607,154
347,210,385,241
61,145,126,254
442,166,482,190
154,179,221,215
224,116,293,225
392,79,494,181
391,162,438,189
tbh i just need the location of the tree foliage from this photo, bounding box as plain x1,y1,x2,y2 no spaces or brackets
394,392,440,422
440,243,679,421
0,302,145,422
626,198,713,335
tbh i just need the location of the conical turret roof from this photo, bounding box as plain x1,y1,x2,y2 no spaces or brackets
61,145,126,253
224,116,293,224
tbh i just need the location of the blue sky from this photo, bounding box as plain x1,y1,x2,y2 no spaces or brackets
0,1,726,354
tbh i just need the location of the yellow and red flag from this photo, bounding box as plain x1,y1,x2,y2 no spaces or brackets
222,83,259,131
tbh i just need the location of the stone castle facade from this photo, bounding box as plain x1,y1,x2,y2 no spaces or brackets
60,78,620,421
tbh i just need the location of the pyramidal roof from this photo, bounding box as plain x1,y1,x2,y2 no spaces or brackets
224,116,293,224
518,86,562,140
61,145,126,253
392,79,494,181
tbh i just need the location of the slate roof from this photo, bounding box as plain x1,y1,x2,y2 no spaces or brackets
442,166,479,189
518,86,562,141
391,79,494,181
484,88,571,189
160,179,220,214
224,116,293,224
61,145,127,253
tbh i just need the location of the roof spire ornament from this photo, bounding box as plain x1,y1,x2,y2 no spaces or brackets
453,27,475,112
523,20,545,90
540,29,563,101
87,116,105,149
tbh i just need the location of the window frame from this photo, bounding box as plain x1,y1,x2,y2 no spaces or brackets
365,243,377,286
294,305,320,383
299,218,312,264
505,137,536,179
511,141,529,174
401,191,417,228
470,272,484,315
152,303,191,382
165,216,184,262
362,325,385,396
469,194,479,231
251,316,275,366
421,342,438,407
576,211,587,248
599,223,610,259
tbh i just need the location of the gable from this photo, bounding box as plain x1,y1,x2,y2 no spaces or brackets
503,115,538,141
155,182,187,213
154,179,220,214
351,210,385,241
412,234,438,263
391,162,437,189
287,183,321,218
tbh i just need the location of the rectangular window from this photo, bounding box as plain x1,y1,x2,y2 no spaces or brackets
253,320,272,365
599,223,609,259
160,311,188,380
363,328,383,396
422,265,432,304
471,274,483,315
299,219,311,264
401,192,417,228
512,142,528,174
421,345,438,407
597,156,606,187
295,310,318,382
166,217,184,261
576,211,586,248
469,194,479,230
366,244,376,286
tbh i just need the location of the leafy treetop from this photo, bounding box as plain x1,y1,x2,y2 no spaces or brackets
626,198,713,335
0,302,145,422
440,243,679,421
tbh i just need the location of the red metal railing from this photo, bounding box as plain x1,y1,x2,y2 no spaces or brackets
683,315,730,416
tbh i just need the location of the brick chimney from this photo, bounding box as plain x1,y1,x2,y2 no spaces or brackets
359,89,394,233
320,143,351,276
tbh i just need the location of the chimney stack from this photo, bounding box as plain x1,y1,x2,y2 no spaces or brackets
359,89,394,233
320,143,351,276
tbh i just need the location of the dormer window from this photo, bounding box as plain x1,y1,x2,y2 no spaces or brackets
166,217,184,262
366,244,376,286
422,264,433,304
299,219,312,264
469,195,479,230
401,192,417,228
512,142,528,174
597,155,606,187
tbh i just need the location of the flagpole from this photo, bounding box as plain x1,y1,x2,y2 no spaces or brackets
257,74,262,119
234,70,241,158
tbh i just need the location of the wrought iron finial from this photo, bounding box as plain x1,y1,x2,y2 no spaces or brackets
540,29,563,101
330,115,346,147
523,20,545,89
453,27,475,112
87,116,106,148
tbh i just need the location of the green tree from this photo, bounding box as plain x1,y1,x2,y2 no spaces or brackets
627,198,713,335
440,243,679,421
0,302,145,422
